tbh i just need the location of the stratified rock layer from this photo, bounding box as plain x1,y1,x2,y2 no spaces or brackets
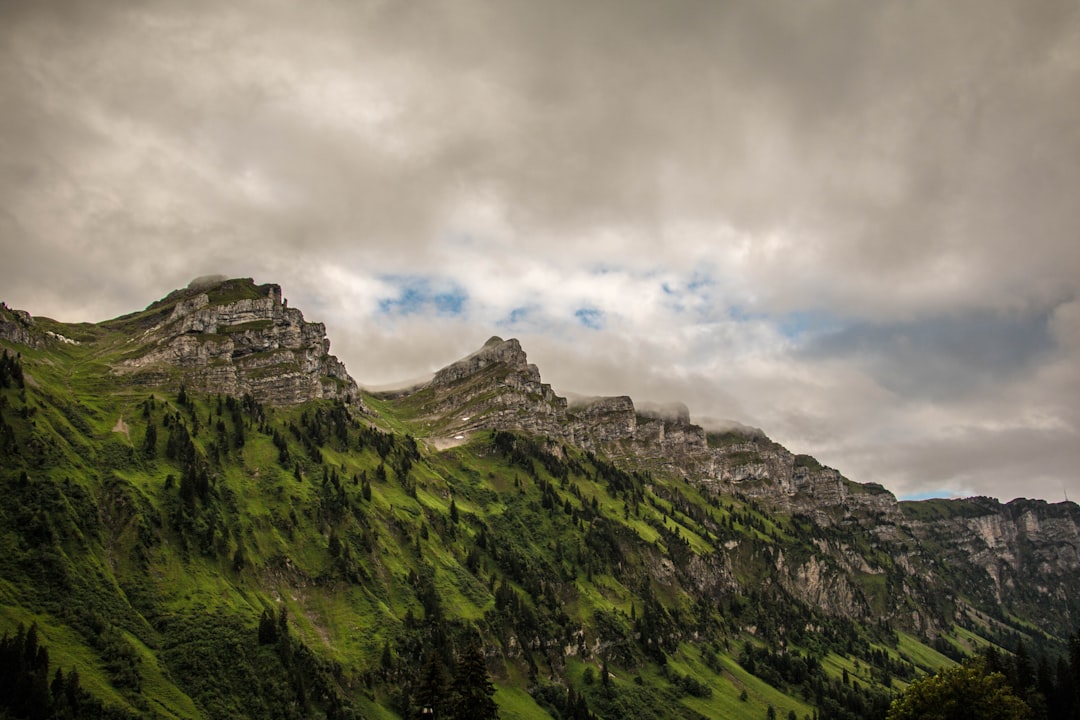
411,336,897,524
404,335,1080,634
113,278,362,408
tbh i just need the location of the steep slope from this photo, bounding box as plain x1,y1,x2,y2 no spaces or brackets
397,338,898,525
89,276,359,407
1,282,1078,720
399,337,1080,639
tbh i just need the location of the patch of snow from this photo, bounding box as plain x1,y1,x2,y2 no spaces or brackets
45,331,78,345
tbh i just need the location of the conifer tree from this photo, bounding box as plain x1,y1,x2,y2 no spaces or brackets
258,609,278,645
416,649,450,717
450,636,498,719
142,421,157,459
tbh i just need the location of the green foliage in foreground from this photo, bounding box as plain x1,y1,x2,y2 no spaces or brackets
0,326,1076,720
886,657,1030,720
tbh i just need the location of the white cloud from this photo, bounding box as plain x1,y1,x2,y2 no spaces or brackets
1,0,1078,502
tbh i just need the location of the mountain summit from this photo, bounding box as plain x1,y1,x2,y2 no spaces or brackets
400,334,1080,633
1,278,1079,720
3,276,362,408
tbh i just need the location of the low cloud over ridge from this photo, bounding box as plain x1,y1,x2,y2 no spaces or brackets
2,0,1079,502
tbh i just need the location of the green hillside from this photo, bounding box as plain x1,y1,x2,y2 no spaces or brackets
0,292,1077,720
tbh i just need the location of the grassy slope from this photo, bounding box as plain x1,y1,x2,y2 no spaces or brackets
0,319,1049,720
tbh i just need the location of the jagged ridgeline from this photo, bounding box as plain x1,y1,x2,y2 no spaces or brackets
0,277,1078,720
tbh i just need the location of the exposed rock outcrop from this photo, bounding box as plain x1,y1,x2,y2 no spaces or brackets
0,303,41,348
419,336,566,437
411,336,900,524
113,278,363,408
898,497,1080,600
569,396,636,448
405,336,1080,636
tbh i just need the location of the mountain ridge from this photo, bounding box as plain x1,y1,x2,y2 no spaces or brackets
401,329,1080,636
2,276,1079,720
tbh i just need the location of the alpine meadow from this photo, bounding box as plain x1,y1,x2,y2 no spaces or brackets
0,276,1078,720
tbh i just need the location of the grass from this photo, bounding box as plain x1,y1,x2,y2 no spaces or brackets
493,683,552,720
654,645,815,720
896,631,956,673
1,300,1071,720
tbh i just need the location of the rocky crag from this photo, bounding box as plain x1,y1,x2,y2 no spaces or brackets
404,336,897,524
111,277,362,407
402,335,1080,635
2,277,363,409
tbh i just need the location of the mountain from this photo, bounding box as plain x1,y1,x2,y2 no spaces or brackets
394,334,1080,636
1,277,1078,720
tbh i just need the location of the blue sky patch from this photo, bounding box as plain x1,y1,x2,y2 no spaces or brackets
777,310,841,339
899,490,962,501
376,275,468,318
497,305,535,328
574,307,605,330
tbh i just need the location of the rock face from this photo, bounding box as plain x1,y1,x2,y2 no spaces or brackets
406,336,1080,635
0,303,41,348
421,336,567,436
897,498,1080,608
113,278,362,408
569,396,636,448
413,336,898,524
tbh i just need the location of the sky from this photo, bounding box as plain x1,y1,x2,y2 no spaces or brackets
2,0,1079,503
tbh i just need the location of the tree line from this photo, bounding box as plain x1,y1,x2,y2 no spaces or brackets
0,623,136,719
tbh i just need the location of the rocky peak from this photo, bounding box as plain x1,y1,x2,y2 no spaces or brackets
0,303,40,347
112,278,363,409
408,336,565,441
431,336,538,387
409,336,908,526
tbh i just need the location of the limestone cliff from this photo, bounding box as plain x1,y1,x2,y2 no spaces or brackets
412,336,567,437
402,335,1080,636
0,304,40,348
895,498,1080,614
410,336,898,524
110,278,363,408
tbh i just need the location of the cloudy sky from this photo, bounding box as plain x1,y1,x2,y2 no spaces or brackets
3,0,1079,503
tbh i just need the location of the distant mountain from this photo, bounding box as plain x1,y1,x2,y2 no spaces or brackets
397,332,1080,638
0,278,1077,720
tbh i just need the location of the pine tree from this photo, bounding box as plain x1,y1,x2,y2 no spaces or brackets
142,421,158,459
380,640,393,673
450,636,498,719
258,609,278,645
1014,639,1035,695
278,604,289,639
416,649,450,717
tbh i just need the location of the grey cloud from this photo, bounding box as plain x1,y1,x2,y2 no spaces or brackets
834,425,1080,503
800,304,1061,399
1,0,1079,503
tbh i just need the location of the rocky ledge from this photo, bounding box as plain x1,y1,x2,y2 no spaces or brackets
0,303,43,348
114,278,363,408
407,336,898,524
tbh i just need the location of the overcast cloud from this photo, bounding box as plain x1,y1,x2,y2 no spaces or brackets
2,0,1079,502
